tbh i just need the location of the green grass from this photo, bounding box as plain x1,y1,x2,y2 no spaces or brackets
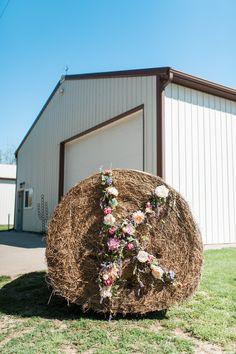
0,225,13,231
0,249,235,353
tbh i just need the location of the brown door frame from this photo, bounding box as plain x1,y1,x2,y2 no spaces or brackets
58,104,145,202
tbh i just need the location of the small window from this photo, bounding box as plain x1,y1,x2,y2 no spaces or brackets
24,189,33,209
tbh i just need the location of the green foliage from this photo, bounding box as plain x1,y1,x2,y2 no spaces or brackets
0,276,11,285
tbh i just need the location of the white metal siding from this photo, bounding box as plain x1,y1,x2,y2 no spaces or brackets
0,180,16,225
0,164,16,179
164,83,236,245
64,110,143,193
17,76,156,232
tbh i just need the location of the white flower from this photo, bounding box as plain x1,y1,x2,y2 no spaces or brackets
137,250,149,263
155,185,169,199
150,265,164,280
104,214,116,226
102,273,109,281
100,287,112,298
106,186,119,197
132,210,145,224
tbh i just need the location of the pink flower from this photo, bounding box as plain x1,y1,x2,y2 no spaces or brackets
107,238,120,251
108,227,117,235
104,169,112,176
145,201,153,214
148,255,155,263
104,278,113,286
104,207,112,215
127,243,134,251
122,224,135,235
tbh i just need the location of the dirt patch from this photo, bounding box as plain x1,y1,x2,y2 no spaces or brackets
0,317,25,331
173,328,224,354
60,345,78,354
149,322,163,332
54,319,67,330
0,328,32,348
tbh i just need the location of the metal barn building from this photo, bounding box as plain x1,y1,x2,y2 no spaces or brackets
0,164,16,226
15,67,236,246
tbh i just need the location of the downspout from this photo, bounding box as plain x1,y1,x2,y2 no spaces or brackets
156,69,174,178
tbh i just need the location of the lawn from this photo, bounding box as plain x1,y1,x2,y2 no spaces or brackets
0,225,13,231
0,248,235,354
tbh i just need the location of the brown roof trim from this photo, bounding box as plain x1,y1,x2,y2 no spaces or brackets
58,104,144,201
65,67,170,80
0,177,16,182
15,68,169,156
15,66,236,155
170,68,236,101
15,81,61,156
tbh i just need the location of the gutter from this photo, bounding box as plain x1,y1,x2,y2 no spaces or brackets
170,68,236,101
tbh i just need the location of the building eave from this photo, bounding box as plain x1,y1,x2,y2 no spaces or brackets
15,66,236,156
170,68,236,101
15,81,61,157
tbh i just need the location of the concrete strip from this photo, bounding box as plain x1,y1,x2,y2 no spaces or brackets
0,231,47,276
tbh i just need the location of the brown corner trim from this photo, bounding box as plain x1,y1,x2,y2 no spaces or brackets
58,143,65,202
156,77,162,177
156,71,173,178
58,104,145,201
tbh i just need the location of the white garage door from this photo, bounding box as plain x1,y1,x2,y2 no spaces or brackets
64,110,144,193
0,180,16,225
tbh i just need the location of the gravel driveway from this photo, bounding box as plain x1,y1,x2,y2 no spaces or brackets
0,231,46,276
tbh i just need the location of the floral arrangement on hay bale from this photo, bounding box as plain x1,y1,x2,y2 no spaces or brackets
46,169,203,315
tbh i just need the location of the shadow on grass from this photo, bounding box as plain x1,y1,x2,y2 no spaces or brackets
0,272,168,321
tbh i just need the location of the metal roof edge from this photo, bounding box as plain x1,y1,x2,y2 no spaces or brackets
15,67,236,155
15,81,61,157
170,68,236,101
15,68,171,156
65,67,171,80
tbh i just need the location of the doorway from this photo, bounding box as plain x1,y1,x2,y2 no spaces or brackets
16,191,24,231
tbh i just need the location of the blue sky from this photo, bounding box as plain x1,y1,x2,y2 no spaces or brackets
1,0,236,154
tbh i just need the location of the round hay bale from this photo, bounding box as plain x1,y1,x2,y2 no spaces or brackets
46,169,203,314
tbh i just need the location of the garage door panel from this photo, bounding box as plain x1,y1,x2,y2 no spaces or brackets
64,110,143,193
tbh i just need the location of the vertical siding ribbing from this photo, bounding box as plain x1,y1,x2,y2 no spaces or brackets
17,76,157,232
165,83,236,245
